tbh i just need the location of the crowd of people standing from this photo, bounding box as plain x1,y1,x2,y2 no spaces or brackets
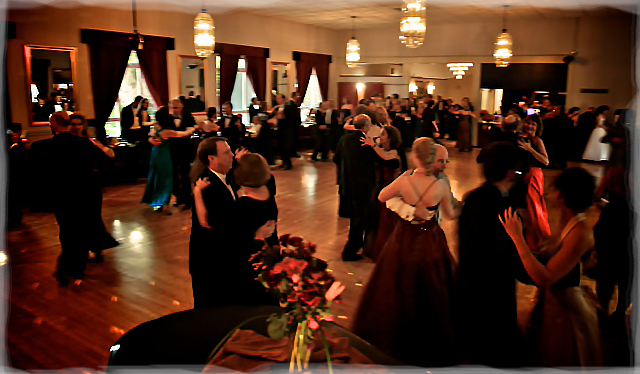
8,85,634,369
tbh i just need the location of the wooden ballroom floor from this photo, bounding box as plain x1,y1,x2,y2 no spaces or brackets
6,143,612,371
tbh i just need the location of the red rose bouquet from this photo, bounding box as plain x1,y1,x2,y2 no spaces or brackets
250,234,345,372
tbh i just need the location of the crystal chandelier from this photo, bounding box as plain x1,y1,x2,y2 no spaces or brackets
399,0,426,48
346,16,360,68
493,6,512,67
447,63,473,80
194,10,215,58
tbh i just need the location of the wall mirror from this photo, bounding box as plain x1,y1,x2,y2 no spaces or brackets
177,55,206,113
25,45,78,124
271,62,289,107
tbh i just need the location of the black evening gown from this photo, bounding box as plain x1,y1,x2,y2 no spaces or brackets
234,195,280,306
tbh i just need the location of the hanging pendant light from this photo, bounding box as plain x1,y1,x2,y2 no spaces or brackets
194,5,215,58
494,5,513,67
129,0,144,50
346,16,360,68
399,0,426,48
447,63,473,80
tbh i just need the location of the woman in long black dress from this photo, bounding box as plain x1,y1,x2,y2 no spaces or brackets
456,97,475,152
193,152,278,306
594,163,633,326
362,125,403,261
353,137,460,367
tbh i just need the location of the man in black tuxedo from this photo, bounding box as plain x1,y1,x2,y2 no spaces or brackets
170,98,197,209
287,92,302,159
455,141,532,367
120,96,143,142
435,95,449,139
44,117,118,285
218,101,245,153
275,93,299,170
189,137,238,308
312,100,337,161
333,114,379,261
248,97,261,123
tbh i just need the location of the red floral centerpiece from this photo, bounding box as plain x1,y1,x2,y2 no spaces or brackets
249,234,345,372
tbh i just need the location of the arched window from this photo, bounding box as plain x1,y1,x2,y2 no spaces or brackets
299,68,323,123
105,51,158,138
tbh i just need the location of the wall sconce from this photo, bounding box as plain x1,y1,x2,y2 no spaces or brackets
427,82,436,95
409,81,418,93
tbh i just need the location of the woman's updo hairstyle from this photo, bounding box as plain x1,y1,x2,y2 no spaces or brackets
234,153,271,188
554,167,595,212
412,137,437,174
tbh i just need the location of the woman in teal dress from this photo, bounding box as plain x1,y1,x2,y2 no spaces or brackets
142,107,175,212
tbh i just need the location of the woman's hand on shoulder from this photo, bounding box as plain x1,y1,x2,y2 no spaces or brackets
194,177,211,191
360,136,375,147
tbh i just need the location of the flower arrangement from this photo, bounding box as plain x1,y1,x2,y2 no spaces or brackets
250,234,345,372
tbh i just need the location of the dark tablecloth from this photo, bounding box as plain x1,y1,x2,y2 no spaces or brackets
107,306,402,372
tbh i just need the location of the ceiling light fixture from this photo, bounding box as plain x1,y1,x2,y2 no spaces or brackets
346,16,360,68
194,2,215,58
129,0,144,50
399,0,426,48
494,5,513,67
447,62,473,79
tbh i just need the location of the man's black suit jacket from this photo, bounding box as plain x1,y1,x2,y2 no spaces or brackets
455,182,532,367
314,109,338,136
189,168,238,275
120,104,135,141
333,130,379,216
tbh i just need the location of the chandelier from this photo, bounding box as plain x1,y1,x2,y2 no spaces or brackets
448,63,473,80
399,0,426,48
493,6,512,67
346,16,360,68
194,10,215,58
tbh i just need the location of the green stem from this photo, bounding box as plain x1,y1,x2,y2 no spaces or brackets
319,323,333,374
205,314,271,363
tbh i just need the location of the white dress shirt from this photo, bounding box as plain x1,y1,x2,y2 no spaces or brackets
210,169,236,200
324,109,332,125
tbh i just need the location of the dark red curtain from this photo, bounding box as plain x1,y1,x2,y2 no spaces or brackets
314,62,330,102
85,32,131,127
137,35,170,108
219,54,239,109
295,60,313,103
0,21,15,125
245,55,266,102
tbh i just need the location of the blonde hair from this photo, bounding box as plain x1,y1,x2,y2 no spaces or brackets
412,137,437,174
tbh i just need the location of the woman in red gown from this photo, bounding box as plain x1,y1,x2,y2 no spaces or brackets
518,115,551,249
353,137,461,367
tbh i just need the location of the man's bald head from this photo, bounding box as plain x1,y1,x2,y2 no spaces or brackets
433,143,449,175
502,114,520,132
353,114,372,131
171,99,183,115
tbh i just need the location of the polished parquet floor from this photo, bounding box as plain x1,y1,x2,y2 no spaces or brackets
6,143,612,371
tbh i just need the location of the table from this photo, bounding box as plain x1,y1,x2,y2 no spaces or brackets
107,306,402,372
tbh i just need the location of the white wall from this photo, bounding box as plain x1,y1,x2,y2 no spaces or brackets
7,6,340,128
335,12,635,112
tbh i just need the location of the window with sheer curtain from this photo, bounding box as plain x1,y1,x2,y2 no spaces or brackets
105,51,158,138
300,69,323,124
216,56,256,125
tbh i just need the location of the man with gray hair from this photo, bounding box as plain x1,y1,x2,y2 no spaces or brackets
334,114,380,261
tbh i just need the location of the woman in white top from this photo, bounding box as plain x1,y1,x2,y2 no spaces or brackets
582,105,611,162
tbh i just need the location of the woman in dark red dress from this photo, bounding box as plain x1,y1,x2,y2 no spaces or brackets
353,137,461,367
518,115,551,250
362,125,404,261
